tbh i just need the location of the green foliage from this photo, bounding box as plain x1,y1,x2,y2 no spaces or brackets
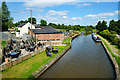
15,28,18,31
8,17,14,28
110,31,117,34
99,30,119,48
1,41,6,48
63,37,71,44
28,17,37,24
96,19,120,48
96,20,107,31
40,19,47,26
96,19,120,35
111,37,119,45
2,1,10,31
48,22,94,35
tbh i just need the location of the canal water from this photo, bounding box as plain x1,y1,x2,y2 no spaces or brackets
39,35,115,78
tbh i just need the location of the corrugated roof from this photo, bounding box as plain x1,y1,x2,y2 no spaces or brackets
32,27,62,34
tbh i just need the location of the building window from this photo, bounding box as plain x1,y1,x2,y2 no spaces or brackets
28,27,30,29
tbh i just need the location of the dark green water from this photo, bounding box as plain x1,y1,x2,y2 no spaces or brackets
39,35,115,78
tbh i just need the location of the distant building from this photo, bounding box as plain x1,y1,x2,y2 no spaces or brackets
16,22,35,38
29,26,64,41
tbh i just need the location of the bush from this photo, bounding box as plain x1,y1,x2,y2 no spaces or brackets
109,34,116,42
99,30,119,48
111,37,119,45
110,31,117,34
15,28,18,31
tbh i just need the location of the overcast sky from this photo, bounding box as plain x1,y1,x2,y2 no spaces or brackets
1,0,119,26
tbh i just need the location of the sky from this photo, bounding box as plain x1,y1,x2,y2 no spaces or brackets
1,0,120,26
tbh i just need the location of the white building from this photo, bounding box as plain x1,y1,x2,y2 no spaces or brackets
16,22,35,38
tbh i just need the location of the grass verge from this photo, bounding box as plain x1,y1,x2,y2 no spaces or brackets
63,37,71,44
97,35,120,69
2,44,70,78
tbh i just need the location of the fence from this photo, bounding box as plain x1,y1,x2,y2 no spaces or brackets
0,48,45,70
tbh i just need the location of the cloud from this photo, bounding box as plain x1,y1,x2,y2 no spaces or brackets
48,10,68,16
77,3,91,7
71,17,82,20
23,0,78,8
62,16,68,18
85,11,118,19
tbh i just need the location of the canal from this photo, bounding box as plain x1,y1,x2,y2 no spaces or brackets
39,35,115,78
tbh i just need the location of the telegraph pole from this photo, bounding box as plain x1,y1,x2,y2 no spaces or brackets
31,9,32,39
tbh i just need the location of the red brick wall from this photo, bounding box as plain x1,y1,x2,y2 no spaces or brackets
36,33,64,40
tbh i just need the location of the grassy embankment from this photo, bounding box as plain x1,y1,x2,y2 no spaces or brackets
97,35,120,68
2,37,71,78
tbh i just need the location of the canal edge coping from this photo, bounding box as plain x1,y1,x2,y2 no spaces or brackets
33,34,80,79
101,41,119,80
34,45,71,78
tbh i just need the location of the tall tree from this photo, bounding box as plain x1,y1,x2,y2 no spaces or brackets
96,21,102,31
2,1,10,31
96,20,107,31
40,19,47,26
8,17,13,28
28,17,36,24
109,20,116,31
101,20,107,31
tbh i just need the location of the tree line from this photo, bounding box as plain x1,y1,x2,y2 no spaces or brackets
96,20,120,48
96,20,120,35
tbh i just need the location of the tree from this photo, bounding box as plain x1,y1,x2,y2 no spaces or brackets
101,20,107,31
24,20,28,23
8,17,13,28
96,21,102,31
109,20,116,31
2,1,10,31
20,20,24,23
40,19,47,26
96,20,107,31
28,17,36,24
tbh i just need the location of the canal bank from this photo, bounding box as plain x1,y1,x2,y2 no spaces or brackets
39,35,116,79
35,34,80,79
101,41,119,80
97,34,119,80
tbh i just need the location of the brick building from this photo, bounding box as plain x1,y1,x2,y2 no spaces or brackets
29,26,64,41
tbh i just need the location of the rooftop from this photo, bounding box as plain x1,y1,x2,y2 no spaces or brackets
17,23,26,27
33,24,41,28
32,26,62,34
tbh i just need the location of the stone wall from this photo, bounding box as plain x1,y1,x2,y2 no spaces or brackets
101,41,119,80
